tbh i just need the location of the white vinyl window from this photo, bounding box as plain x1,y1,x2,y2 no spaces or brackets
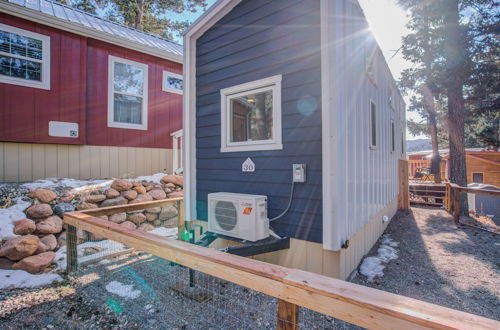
220,75,282,153
0,23,50,89
369,100,377,149
108,56,148,130
163,71,183,94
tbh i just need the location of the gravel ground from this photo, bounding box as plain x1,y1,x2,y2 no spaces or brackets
351,207,500,321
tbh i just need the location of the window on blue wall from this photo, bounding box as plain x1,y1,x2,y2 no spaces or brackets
369,101,377,149
220,75,282,152
108,56,148,130
0,23,50,89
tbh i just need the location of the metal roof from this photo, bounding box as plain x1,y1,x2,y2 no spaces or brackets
2,0,183,60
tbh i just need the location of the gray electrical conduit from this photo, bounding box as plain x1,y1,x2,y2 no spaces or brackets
269,181,295,222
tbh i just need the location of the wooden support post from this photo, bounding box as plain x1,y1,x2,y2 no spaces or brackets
177,200,185,240
453,187,460,223
66,223,78,273
398,159,410,210
277,299,299,330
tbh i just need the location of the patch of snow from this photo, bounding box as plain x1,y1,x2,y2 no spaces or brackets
105,281,141,299
359,235,399,282
21,178,112,191
0,269,63,289
149,227,177,238
134,173,165,184
0,197,31,240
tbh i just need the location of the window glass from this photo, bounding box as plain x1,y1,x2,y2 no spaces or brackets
166,75,183,91
472,173,484,184
111,60,145,126
230,89,273,143
0,29,44,82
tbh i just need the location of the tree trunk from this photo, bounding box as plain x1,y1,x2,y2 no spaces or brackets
443,0,468,214
134,0,144,30
422,84,441,183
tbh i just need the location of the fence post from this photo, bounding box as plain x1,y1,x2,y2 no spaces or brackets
453,187,460,223
398,159,410,210
277,299,299,330
66,222,78,273
177,200,185,240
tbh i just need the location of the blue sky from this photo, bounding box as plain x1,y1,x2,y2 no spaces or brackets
169,0,422,140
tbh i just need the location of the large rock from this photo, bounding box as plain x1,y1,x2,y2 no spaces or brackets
164,182,176,190
88,232,104,241
105,188,120,199
53,203,75,217
100,196,128,207
0,257,14,270
120,221,137,230
148,189,166,200
13,219,36,235
35,234,57,254
111,179,133,192
160,205,178,219
138,223,155,232
133,185,146,194
26,204,53,219
12,252,56,274
127,213,147,226
167,191,183,199
121,190,138,201
109,212,127,224
161,175,183,187
83,194,106,203
28,189,57,203
57,231,67,247
76,202,98,211
0,235,40,261
130,194,153,204
145,212,158,222
59,193,75,203
146,207,161,214
36,216,63,234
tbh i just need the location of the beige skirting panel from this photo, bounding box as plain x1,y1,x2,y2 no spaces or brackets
0,142,172,183
189,197,398,280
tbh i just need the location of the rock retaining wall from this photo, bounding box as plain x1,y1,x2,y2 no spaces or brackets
0,175,183,274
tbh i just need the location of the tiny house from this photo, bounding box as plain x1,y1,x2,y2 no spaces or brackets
0,0,184,182
184,0,406,280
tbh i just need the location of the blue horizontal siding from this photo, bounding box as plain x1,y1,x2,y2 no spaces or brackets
195,0,323,243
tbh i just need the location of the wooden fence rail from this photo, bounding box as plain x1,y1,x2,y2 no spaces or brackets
63,198,499,330
445,183,500,222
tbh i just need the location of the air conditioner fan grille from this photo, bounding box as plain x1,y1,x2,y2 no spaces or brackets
214,201,237,231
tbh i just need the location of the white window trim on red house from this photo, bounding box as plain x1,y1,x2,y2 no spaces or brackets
0,23,51,90
107,55,149,130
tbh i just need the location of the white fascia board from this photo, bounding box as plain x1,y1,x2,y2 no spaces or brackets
320,0,341,251
183,0,242,222
0,2,182,63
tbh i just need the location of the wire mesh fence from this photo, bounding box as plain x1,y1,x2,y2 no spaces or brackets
64,225,360,329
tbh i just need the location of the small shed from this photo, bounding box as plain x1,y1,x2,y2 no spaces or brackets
183,0,406,279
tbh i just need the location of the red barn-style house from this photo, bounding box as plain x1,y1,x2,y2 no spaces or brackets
0,0,184,182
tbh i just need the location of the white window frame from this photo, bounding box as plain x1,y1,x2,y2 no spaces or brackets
162,70,183,94
369,100,377,150
0,23,51,90
220,75,282,153
107,55,148,130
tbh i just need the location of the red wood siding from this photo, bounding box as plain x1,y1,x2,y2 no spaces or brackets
0,13,182,149
86,39,182,149
0,13,86,145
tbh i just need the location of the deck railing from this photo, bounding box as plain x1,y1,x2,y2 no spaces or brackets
408,160,447,182
62,197,499,329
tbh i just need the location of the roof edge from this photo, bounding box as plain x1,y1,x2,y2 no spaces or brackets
0,1,183,63
184,0,241,39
